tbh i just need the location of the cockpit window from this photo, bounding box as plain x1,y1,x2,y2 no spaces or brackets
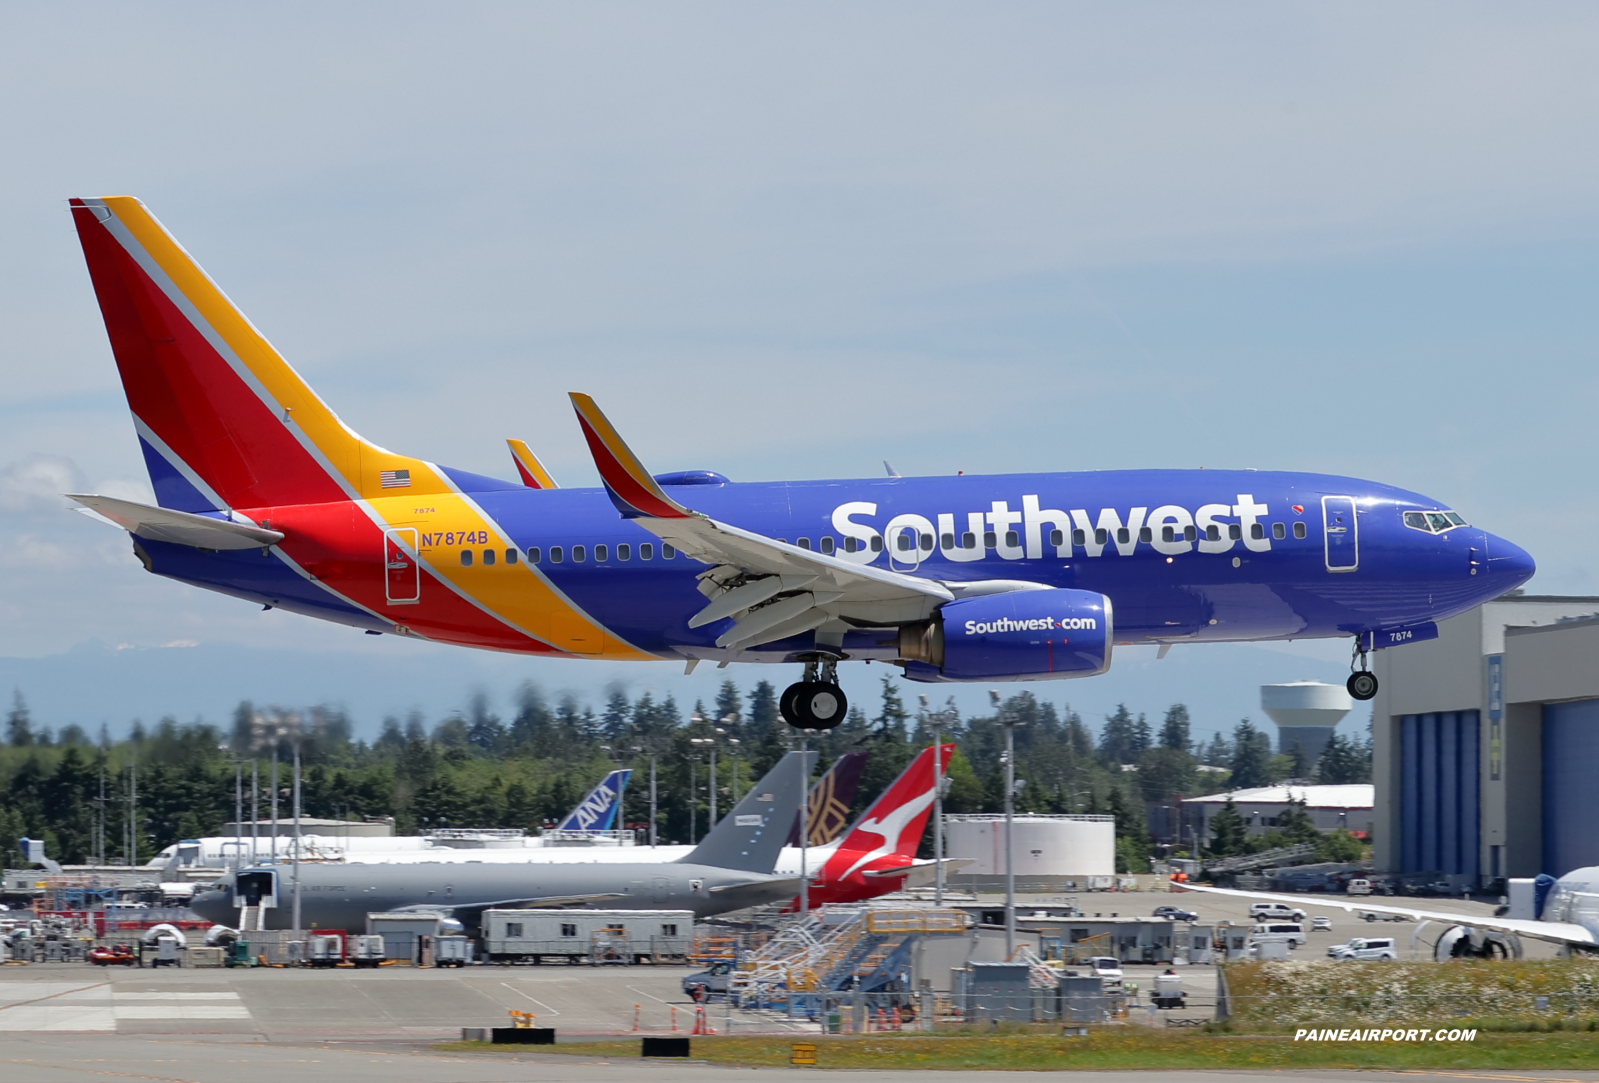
1404,509,1469,534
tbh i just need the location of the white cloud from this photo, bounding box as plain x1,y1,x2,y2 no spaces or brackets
0,455,84,514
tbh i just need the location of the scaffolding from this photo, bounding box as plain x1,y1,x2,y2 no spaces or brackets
730,908,968,1007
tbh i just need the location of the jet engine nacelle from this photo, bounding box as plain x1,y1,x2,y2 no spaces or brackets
1435,925,1522,961
898,588,1113,682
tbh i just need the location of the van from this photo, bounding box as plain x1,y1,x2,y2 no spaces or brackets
1346,879,1373,896
1328,937,1397,961
1250,922,1307,948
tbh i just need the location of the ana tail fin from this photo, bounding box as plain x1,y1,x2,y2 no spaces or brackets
556,769,631,831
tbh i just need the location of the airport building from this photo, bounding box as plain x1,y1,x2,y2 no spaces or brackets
1371,592,1599,889
1178,784,1374,844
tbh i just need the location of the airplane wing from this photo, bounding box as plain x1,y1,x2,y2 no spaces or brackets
409,892,629,913
864,858,974,886
569,394,951,650
67,493,284,551
1178,883,1597,948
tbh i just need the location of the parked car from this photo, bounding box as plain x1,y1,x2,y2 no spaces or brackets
1311,916,1333,931
1346,879,1374,896
1362,910,1410,923
682,960,733,999
1153,905,1199,922
1248,902,1307,922
1089,956,1124,989
1328,937,1398,961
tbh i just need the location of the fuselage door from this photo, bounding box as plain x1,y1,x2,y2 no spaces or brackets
1322,496,1358,573
385,528,421,604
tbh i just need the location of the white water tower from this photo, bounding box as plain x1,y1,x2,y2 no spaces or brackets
1261,681,1352,769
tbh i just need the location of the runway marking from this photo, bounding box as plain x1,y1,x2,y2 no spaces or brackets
627,984,675,1004
500,982,561,1016
0,981,111,1010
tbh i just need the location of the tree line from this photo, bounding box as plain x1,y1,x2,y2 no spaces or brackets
0,680,1370,875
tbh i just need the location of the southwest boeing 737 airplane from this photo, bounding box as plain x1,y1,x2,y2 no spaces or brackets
66,197,1536,728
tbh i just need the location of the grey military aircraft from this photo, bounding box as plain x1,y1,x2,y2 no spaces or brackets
190,751,815,932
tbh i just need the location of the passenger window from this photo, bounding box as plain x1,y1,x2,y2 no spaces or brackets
984,531,997,548
963,532,976,549
640,543,654,560
920,534,933,552
1272,523,1286,540
1049,529,1064,547
528,547,541,564
1139,527,1153,543
550,546,564,564
1116,528,1130,544
869,536,883,552
1094,528,1108,546
844,537,858,553
1293,522,1306,539
819,537,834,555
897,533,913,551
595,544,608,561
797,537,811,551
483,549,495,566
573,545,586,562
505,548,518,564
941,533,955,550
1073,529,1086,547
1228,524,1242,540
1161,526,1174,543
1206,525,1220,542
460,549,473,567
662,543,675,558
1183,525,1196,542
617,543,630,561
1251,523,1264,540
1005,530,1019,548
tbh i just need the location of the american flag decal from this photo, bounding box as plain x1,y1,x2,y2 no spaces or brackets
380,469,411,489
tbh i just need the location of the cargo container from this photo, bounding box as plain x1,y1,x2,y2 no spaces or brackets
482,909,693,965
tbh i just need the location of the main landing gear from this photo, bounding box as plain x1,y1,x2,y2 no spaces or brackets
780,655,849,731
1348,639,1379,702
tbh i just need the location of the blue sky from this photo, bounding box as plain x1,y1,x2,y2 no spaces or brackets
2,4,1596,739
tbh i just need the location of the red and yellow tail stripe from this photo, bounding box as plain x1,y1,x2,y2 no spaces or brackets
506,439,559,490
569,393,694,520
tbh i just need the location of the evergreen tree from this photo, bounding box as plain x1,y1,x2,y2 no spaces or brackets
1227,718,1273,789
1159,704,1191,752
1275,795,1320,845
1208,796,1248,856
6,690,33,747
1099,704,1143,764
1135,745,1196,802
873,677,910,738
1202,732,1231,767
1315,732,1371,784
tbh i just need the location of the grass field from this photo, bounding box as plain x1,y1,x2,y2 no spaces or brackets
436,1028,1599,1070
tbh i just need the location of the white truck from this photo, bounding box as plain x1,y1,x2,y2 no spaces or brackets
1328,937,1398,961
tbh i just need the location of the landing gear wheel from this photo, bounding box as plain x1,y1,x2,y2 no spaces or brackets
1347,671,1379,701
780,681,849,730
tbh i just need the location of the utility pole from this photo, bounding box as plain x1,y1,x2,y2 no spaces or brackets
799,735,810,916
991,690,1029,957
919,695,955,907
250,758,259,865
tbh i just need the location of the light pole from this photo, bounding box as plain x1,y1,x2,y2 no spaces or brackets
919,695,957,907
798,733,810,916
991,689,1030,956
690,735,715,826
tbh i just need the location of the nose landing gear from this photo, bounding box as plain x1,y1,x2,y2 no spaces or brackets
1348,639,1379,701
780,655,849,730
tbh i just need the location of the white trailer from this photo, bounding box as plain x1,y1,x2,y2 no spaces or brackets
482,909,694,965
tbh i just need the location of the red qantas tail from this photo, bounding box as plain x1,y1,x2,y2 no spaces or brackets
826,744,952,871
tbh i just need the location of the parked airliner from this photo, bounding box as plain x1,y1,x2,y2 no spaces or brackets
67,197,1536,728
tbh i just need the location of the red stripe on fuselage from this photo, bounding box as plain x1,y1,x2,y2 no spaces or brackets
252,501,561,654
71,205,347,510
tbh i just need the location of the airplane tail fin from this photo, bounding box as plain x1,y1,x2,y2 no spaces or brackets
69,197,510,513
786,751,869,847
832,744,952,858
682,750,815,874
556,769,631,832
506,439,559,490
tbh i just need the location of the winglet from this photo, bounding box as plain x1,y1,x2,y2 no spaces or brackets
506,439,559,490
568,393,695,520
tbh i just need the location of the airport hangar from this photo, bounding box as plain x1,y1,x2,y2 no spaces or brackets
1371,591,1599,890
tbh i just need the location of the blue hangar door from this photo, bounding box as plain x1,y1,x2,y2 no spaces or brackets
1542,700,1599,874
1399,711,1480,880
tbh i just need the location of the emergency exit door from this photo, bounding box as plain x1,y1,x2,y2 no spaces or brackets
385,529,421,604
1322,496,1358,572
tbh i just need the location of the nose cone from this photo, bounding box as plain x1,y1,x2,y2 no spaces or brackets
191,888,232,926
1485,532,1536,591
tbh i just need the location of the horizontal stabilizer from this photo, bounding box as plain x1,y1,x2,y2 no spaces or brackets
67,493,284,550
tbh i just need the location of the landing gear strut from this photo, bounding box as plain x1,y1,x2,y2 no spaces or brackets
1347,639,1379,701
780,655,849,730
